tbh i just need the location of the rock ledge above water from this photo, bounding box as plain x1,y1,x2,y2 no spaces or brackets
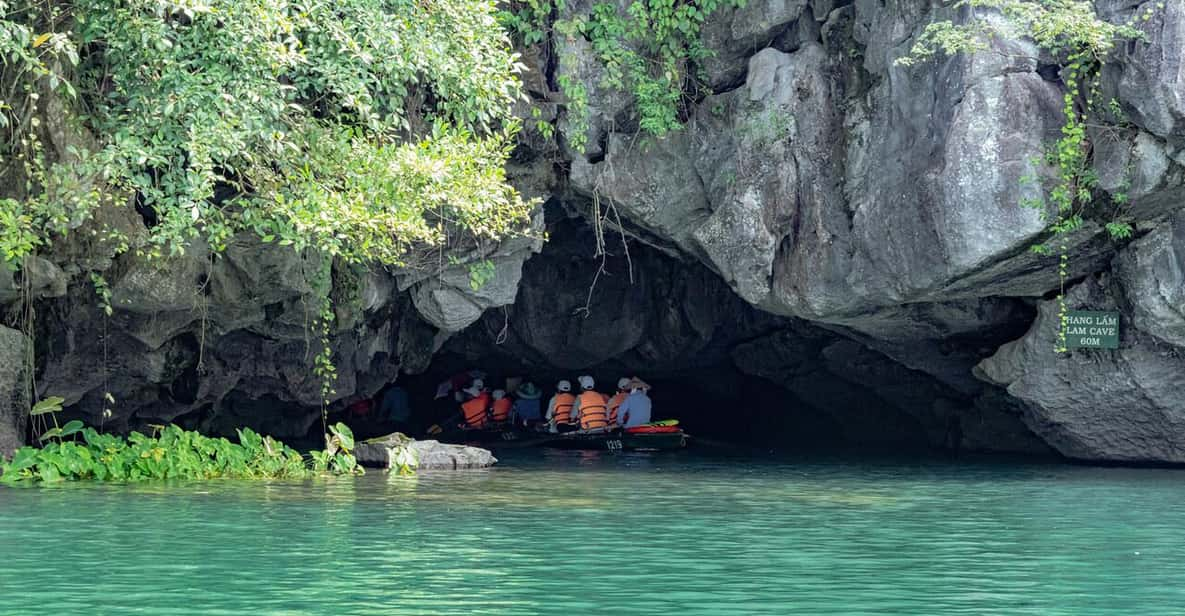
354,433,497,471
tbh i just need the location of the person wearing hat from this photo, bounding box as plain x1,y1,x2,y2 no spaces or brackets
573,375,610,432
547,380,577,433
459,379,491,430
512,382,543,427
616,377,652,428
607,377,631,427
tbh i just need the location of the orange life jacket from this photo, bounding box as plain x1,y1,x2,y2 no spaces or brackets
461,393,490,429
491,397,512,422
607,391,628,425
552,393,576,425
577,391,609,430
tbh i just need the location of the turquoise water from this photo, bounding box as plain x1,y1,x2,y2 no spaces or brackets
3,450,1185,615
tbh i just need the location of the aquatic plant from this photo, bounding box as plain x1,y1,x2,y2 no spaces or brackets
309,422,362,476
0,423,364,484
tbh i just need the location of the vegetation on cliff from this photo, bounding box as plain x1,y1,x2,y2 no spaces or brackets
1,0,535,267
500,0,745,151
1,0,542,439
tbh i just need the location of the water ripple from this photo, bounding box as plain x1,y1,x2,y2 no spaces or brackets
3,452,1185,614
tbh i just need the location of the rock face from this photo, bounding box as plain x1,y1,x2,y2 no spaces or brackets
437,215,1048,454
523,0,1185,461
21,219,541,442
569,12,1066,320
355,433,497,470
0,327,30,459
979,215,1185,463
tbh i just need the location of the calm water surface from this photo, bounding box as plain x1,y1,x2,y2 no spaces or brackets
2,450,1184,615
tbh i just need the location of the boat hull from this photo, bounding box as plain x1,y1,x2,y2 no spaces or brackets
543,431,687,451
440,427,687,451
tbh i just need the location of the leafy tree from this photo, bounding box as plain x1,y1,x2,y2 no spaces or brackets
1,0,536,267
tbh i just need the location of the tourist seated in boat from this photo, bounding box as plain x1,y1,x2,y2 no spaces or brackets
607,377,630,428
512,381,543,426
574,375,611,433
377,385,412,433
547,380,577,433
617,378,652,428
459,379,491,430
490,389,513,426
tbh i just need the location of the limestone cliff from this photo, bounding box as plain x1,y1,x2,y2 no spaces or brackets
4,0,1185,462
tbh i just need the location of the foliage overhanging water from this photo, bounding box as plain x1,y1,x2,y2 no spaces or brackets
3,450,1184,615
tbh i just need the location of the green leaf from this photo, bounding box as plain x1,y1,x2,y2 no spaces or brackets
331,422,355,450
8,447,41,472
59,420,85,438
29,396,65,416
38,428,62,442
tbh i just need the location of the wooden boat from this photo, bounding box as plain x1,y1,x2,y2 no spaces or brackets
539,430,687,451
438,425,688,451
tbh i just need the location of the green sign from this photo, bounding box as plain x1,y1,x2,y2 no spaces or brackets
1064,311,1120,349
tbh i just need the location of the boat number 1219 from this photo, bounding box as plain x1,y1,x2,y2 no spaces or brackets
605,440,623,451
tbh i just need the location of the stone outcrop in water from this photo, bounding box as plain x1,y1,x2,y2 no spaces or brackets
5,0,1185,463
354,433,497,470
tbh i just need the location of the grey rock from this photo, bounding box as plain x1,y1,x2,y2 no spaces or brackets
572,29,1067,325
1115,211,1185,347
355,433,497,470
553,0,636,160
1099,0,1185,140
445,215,786,375
699,0,810,87
34,226,536,437
0,257,68,305
1092,128,1185,221
0,326,30,459
409,213,544,334
977,275,1185,463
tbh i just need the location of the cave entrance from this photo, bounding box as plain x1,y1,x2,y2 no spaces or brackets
393,359,851,451
370,213,1050,457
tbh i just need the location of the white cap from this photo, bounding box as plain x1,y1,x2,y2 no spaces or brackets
462,386,482,398
578,375,595,390
617,377,631,389
557,380,572,392
492,389,506,400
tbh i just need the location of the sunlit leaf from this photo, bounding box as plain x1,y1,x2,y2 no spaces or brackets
29,396,65,416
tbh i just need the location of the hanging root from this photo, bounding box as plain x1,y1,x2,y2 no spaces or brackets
575,155,634,318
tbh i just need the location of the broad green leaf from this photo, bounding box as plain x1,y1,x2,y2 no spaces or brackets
332,422,355,450
58,420,85,438
29,396,65,416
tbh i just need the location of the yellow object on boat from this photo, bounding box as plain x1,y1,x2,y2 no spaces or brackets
645,419,679,427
